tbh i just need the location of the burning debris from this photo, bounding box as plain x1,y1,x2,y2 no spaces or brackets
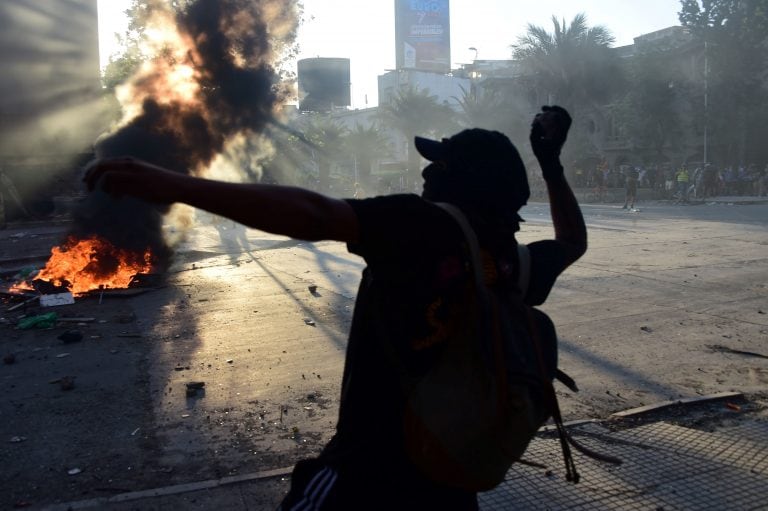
8,235,154,298
14,0,299,299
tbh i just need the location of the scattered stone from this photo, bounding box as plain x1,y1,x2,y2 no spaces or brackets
4,353,16,365
308,285,318,294
67,468,82,475
186,381,206,397
303,318,316,327
58,330,83,344
9,436,27,443
60,376,75,391
113,312,137,324
640,326,653,333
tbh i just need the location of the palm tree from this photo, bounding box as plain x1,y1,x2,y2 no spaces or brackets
378,85,457,187
301,115,349,194
512,13,621,112
454,85,531,144
344,123,391,193
455,85,506,130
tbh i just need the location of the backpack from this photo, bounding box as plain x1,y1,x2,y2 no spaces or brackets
395,202,619,492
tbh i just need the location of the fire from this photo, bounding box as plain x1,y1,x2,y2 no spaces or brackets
31,236,154,296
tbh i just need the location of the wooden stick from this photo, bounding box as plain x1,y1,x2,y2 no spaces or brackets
7,295,39,311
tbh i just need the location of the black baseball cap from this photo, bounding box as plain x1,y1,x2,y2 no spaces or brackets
415,128,529,221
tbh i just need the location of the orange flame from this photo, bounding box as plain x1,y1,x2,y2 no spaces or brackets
31,236,154,296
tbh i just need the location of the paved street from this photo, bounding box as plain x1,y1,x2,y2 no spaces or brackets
2,198,767,509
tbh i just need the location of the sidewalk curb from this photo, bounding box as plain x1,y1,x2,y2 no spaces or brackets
608,391,744,419
40,466,294,511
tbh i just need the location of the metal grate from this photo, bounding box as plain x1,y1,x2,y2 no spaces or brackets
479,420,768,510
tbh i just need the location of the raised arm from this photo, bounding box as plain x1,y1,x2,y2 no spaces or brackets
529,106,587,267
84,157,359,243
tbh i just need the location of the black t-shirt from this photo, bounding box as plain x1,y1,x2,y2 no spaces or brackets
319,193,567,481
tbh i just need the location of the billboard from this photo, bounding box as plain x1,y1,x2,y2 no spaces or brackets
395,0,451,74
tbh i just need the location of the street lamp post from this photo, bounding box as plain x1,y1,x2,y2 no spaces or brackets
704,40,709,164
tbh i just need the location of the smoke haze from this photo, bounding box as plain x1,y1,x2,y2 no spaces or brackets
75,0,299,268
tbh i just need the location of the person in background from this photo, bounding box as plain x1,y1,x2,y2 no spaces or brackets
622,166,639,210
675,165,690,203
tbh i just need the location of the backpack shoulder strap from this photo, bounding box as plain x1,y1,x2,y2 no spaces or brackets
517,243,530,297
434,202,483,286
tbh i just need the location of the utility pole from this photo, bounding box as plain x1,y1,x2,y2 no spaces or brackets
704,40,708,164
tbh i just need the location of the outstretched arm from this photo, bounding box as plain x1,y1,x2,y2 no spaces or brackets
84,158,359,243
530,106,587,267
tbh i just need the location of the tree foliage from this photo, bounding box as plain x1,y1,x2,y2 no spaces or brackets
101,0,155,90
613,47,696,162
300,115,348,193
678,0,768,164
512,13,623,112
378,85,457,184
344,123,391,190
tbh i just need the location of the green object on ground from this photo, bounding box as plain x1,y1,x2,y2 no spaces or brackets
18,312,58,329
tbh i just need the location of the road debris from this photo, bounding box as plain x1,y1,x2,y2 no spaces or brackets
9,436,27,443
113,312,137,324
17,312,57,329
186,381,206,397
40,292,74,307
708,344,768,360
58,317,95,323
60,376,75,391
4,353,16,364
67,468,82,476
7,295,39,312
58,330,83,344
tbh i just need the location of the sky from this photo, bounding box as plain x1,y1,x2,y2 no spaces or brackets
97,0,683,108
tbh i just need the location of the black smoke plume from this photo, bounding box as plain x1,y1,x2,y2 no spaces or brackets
72,0,298,270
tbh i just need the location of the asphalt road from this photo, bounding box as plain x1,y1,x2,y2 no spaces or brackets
1,199,767,509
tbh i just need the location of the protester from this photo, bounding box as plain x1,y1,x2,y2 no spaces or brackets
701,164,719,198
622,166,639,210
0,168,31,228
85,105,586,510
675,165,690,203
